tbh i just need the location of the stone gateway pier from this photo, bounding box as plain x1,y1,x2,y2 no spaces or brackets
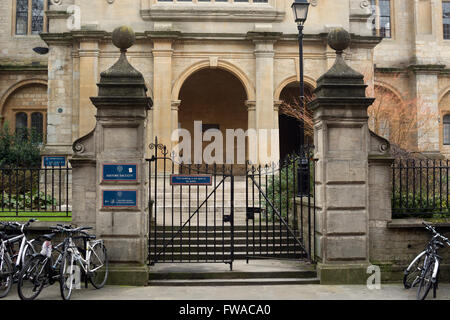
71,26,152,285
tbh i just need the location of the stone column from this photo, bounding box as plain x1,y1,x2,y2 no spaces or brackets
246,100,257,163
71,26,152,286
171,100,181,143
254,38,279,164
273,100,282,130
78,41,100,138
152,38,175,151
308,29,375,284
39,37,74,156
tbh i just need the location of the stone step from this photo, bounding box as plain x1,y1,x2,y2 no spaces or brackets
150,231,300,238
147,260,317,286
148,253,306,261
151,244,303,253
148,277,320,286
151,238,296,246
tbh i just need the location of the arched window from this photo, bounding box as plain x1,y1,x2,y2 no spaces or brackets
15,112,28,140
31,112,44,142
14,0,49,35
444,115,450,145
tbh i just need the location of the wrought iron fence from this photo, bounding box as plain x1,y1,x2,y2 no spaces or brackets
0,166,71,218
392,159,449,218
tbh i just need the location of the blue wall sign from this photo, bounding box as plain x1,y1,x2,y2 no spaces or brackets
102,164,137,181
102,190,137,208
42,156,66,167
170,175,212,186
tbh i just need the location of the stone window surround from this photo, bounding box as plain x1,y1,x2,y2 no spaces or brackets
443,114,450,145
12,0,49,36
370,0,394,39
141,0,285,22
444,0,450,40
10,109,47,143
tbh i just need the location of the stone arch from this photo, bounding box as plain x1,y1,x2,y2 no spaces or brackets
439,87,450,105
373,80,404,103
0,79,48,116
172,60,255,101
274,75,316,101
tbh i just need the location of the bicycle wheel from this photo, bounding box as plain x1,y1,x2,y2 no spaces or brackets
89,242,108,289
21,244,36,270
417,259,435,300
17,255,47,300
404,253,427,289
0,253,13,298
59,249,75,300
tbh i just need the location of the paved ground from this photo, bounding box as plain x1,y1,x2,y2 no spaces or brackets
4,283,450,300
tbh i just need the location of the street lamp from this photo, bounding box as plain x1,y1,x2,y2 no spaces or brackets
292,0,310,197
292,0,310,147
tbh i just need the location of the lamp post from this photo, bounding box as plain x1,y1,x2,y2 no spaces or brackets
292,0,310,197
291,0,310,147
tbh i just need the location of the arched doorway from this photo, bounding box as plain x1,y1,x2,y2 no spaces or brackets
278,82,314,160
178,68,248,172
1,82,47,143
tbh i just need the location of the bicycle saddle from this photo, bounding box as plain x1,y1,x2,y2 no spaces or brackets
42,233,56,241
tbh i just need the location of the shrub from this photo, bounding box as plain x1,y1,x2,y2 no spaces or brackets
0,123,41,169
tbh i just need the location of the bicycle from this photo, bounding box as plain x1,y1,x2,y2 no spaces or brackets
0,219,38,298
17,226,66,300
59,225,108,300
403,222,450,300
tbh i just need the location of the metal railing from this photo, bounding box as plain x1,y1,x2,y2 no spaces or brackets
0,166,71,218
392,159,449,218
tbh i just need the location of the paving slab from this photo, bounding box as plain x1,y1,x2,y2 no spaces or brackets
3,283,450,300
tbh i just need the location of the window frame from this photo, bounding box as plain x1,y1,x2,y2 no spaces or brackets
444,0,450,40
12,0,49,36
12,109,47,143
444,114,450,146
371,0,393,39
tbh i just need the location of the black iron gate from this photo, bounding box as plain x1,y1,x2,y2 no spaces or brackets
147,138,235,269
245,148,315,262
147,138,315,268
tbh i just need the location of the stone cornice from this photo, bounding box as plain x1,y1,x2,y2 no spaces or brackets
140,5,285,23
408,64,446,74
145,31,182,40
247,31,283,41
40,30,382,49
0,64,48,72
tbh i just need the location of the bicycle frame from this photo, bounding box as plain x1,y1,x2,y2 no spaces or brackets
66,237,104,274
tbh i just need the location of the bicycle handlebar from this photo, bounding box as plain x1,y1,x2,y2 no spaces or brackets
423,221,450,246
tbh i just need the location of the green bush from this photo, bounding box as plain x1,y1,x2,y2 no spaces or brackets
392,191,449,218
262,155,314,221
0,123,41,169
0,190,55,211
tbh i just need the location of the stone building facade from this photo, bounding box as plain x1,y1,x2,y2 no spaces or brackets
0,0,449,161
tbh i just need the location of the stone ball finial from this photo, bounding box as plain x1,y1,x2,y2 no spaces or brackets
327,27,351,54
112,26,136,52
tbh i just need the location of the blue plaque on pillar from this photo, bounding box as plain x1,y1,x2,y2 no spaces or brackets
102,190,137,208
170,175,212,186
42,156,66,167
102,164,138,181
